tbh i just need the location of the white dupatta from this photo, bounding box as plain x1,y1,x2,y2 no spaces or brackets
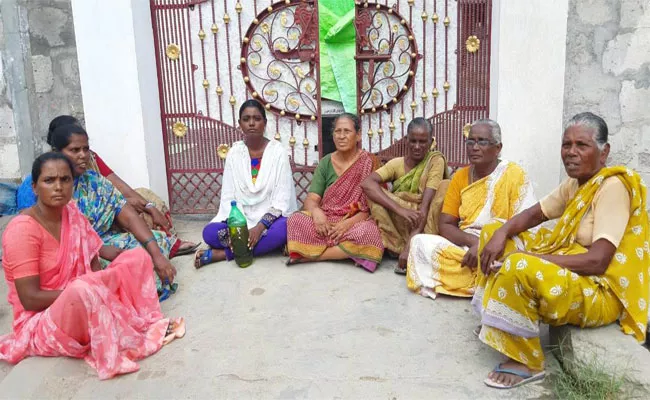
212,140,298,228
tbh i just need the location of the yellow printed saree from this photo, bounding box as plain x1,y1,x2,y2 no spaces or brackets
472,167,649,370
370,151,449,253
406,160,536,298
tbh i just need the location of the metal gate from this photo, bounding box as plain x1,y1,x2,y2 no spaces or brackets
150,0,492,213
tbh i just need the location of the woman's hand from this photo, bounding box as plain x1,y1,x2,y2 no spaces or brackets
126,196,149,214
312,208,330,237
329,219,352,244
461,243,479,269
91,255,102,272
153,257,177,284
397,207,422,228
99,245,123,262
248,223,265,249
148,207,172,235
480,229,508,275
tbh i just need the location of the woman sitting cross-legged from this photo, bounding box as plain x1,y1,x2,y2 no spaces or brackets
0,153,185,380
474,112,649,389
17,124,180,298
362,117,449,274
286,113,384,271
406,119,536,299
195,99,298,267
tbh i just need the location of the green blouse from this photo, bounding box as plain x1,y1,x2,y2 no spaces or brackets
309,154,339,197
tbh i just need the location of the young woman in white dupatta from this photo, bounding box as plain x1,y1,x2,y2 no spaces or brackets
406,119,537,298
195,100,298,267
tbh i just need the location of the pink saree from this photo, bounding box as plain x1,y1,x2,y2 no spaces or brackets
0,203,169,380
287,151,384,271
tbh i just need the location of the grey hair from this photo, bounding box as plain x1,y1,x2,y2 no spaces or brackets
471,119,502,144
407,117,433,138
564,112,608,150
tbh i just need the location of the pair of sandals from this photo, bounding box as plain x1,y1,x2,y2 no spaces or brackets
473,325,546,389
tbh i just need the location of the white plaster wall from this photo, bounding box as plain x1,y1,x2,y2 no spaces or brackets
70,0,168,202
490,0,569,199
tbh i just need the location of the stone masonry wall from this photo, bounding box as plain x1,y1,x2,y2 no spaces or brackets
563,0,650,184
0,0,83,179
26,0,83,139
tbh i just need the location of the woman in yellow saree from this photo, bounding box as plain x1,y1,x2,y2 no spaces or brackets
406,119,536,298
362,118,449,274
475,112,649,389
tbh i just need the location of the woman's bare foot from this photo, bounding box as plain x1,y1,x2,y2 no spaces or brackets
163,317,186,346
173,240,201,257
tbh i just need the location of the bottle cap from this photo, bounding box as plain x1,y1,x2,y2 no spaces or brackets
231,200,237,206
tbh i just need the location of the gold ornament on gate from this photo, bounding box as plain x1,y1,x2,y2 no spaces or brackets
235,1,243,14
466,35,480,53
165,44,180,60
172,121,187,138
367,129,374,138
389,121,396,132
223,13,231,24
202,79,209,89
443,81,451,91
217,144,230,159
302,138,309,148
463,123,472,138
274,132,281,140
432,87,439,98
216,86,223,96
444,16,450,26
211,24,218,34
432,13,439,24
289,136,296,146
229,96,236,106
198,29,206,41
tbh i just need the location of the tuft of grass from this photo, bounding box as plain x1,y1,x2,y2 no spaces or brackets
551,358,627,400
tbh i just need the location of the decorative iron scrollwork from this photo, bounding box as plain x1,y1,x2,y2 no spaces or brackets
240,0,319,119
355,3,420,115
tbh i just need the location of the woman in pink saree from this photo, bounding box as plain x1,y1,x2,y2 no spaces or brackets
286,113,384,271
0,153,185,380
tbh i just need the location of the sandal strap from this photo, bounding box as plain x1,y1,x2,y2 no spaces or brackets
200,248,213,265
493,364,533,379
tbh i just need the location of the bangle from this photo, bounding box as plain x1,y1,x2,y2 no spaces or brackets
145,202,155,209
141,237,157,247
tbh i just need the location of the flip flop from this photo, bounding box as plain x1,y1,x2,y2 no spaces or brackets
394,264,407,275
162,317,186,346
473,326,481,337
174,241,202,257
484,363,545,389
194,248,213,269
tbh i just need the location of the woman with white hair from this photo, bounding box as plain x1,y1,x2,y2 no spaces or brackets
475,112,648,388
406,119,536,299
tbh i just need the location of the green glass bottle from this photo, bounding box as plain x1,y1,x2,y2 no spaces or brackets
228,200,253,268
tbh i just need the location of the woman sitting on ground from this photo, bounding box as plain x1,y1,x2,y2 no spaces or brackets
17,115,190,242
475,112,648,389
286,113,384,271
406,119,536,298
195,99,297,267
362,117,449,274
0,153,185,380
17,124,183,298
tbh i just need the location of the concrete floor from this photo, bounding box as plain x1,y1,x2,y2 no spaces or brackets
0,216,554,399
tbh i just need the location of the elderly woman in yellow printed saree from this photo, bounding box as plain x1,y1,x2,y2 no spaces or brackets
474,112,649,389
362,117,449,274
406,119,536,298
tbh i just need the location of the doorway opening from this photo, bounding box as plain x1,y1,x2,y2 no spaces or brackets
321,115,337,157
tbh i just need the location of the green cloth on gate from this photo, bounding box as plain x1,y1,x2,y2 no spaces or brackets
319,0,357,114
392,153,434,194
